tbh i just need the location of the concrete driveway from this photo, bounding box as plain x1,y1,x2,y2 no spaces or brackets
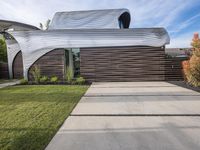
46,82,200,150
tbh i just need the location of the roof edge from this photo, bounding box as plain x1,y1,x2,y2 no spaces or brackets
0,19,40,31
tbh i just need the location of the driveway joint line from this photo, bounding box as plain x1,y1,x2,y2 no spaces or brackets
84,95,200,97
70,114,200,117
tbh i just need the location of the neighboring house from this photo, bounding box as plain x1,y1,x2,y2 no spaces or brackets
166,48,191,58
165,48,190,81
0,9,171,82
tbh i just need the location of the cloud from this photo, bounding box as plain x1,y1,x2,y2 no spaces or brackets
155,1,190,28
167,31,200,48
0,0,194,27
169,13,200,34
167,36,192,48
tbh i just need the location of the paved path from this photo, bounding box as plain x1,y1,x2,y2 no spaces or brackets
46,82,200,150
0,80,20,88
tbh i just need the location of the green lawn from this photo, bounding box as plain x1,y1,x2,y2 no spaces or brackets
0,85,88,150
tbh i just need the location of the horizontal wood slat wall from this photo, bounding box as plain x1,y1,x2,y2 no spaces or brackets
28,49,65,80
13,51,23,79
0,62,9,79
80,46,165,82
165,57,188,81
11,47,186,82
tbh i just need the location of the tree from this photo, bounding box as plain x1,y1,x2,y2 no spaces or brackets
182,33,200,87
39,19,51,30
0,37,7,62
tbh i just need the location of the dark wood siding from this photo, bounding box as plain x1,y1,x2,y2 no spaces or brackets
13,51,23,79
28,49,65,80
80,46,165,82
165,57,187,81
0,62,9,79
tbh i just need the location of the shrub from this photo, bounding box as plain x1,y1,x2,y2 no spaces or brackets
31,65,41,84
71,80,77,85
75,77,85,85
40,76,49,84
20,79,28,85
188,54,200,87
182,60,190,81
0,38,7,62
50,76,58,84
66,67,73,83
182,33,200,87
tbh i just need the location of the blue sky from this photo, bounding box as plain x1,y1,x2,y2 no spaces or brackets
0,0,200,48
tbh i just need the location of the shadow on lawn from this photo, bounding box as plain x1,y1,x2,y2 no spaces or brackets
0,127,55,150
0,93,82,104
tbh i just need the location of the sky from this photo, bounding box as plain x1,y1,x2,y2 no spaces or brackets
0,0,200,48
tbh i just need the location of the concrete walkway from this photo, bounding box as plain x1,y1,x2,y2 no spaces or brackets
46,82,200,150
0,80,20,88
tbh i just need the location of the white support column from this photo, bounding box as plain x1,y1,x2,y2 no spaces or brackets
5,39,21,79
68,49,74,78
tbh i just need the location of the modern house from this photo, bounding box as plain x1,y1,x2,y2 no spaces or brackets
0,9,170,82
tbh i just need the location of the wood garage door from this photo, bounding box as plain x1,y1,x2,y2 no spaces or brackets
80,46,165,82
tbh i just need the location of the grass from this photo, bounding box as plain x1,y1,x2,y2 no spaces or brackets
0,85,88,150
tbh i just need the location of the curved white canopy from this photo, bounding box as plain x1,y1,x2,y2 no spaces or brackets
9,28,170,79
49,9,131,29
0,20,39,31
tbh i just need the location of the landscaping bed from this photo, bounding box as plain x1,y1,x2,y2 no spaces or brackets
20,81,91,86
0,85,88,150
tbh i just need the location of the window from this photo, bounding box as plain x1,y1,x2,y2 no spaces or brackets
72,48,80,77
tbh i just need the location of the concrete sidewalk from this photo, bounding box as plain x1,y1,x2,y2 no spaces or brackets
46,82,200,150
0,80,20,88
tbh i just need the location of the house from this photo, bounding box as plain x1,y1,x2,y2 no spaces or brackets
0,9,170,82
165,48,190,81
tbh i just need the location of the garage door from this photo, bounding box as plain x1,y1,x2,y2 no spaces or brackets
80,46,165,82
